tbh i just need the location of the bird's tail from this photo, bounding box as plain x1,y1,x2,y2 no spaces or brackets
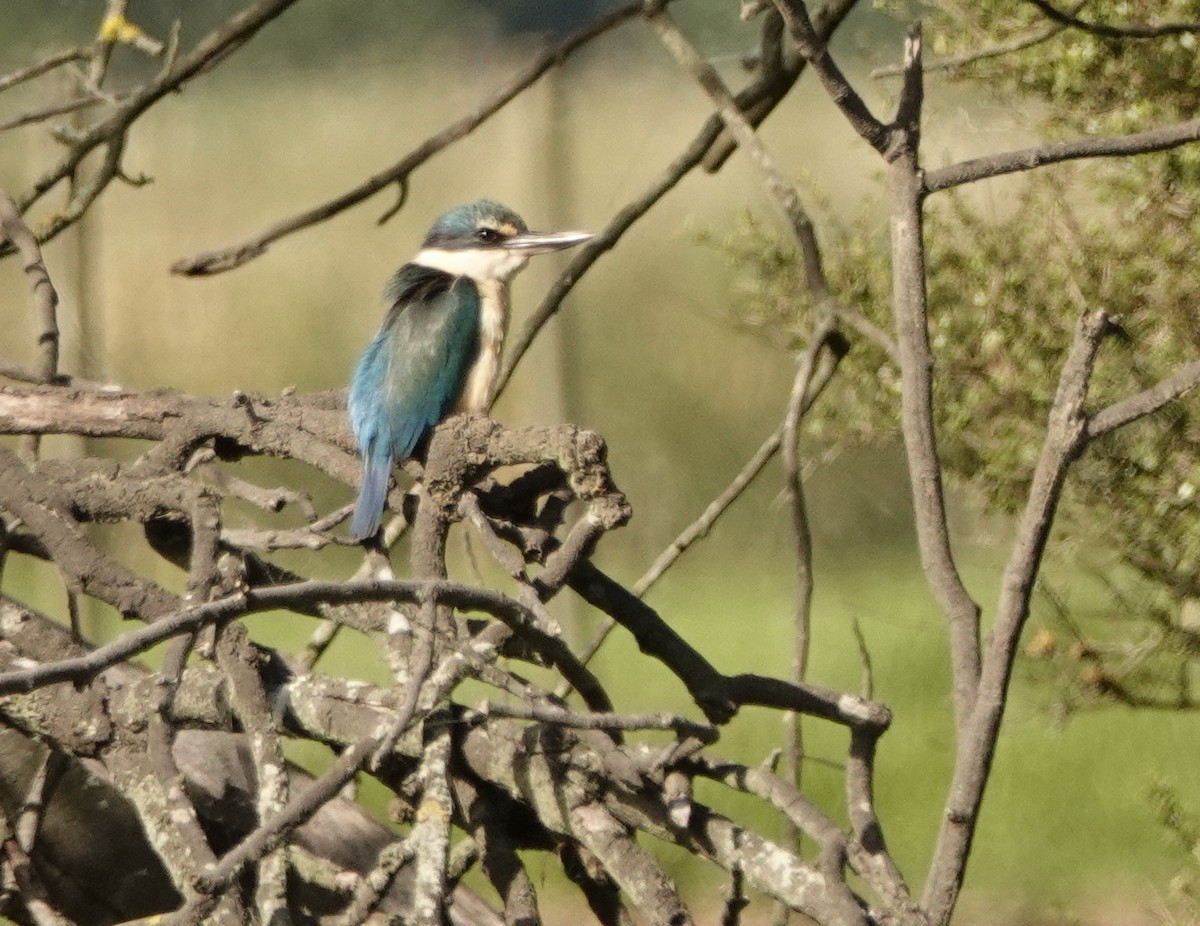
350,453,391,541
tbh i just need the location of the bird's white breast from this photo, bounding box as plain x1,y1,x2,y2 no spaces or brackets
413,247,520,414
457,277,507,413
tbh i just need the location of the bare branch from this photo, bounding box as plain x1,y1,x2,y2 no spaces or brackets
886,37,983,726
570,801,692,926
0,384,357,484
925,117,1200,194
665,804,866,925
497,1,871,395
139,632,244,926
329,839,416,926
561,842,634,926
0,577,573,696
576,324,850,668
570,560,891,731
845,729,915,914
770,0,889,153
872,10,1074,77
475,700,716,742
213,622,293,926
0,94,113,134
89,1,165,90
1024,0,1200,39
0,46,92,94
5,0,303,255
0,193,60,385
0,446,180,622
922,311,1119,924
1087,358,1200,439
648,5,836,306
170,4,641,276
410,729,454,926
178,737,380,921
1,833,76,926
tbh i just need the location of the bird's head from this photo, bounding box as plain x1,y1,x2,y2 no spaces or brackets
414,199,591,282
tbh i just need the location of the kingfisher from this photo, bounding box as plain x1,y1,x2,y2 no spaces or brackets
348,199,591,540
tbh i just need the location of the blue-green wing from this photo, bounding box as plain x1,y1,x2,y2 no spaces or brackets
348,264,480,538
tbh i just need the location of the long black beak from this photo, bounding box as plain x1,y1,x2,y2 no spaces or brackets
506,230,592,254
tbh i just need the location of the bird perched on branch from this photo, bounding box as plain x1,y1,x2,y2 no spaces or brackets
348,199,591,540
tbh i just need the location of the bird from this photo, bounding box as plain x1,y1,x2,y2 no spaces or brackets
348,199,591,541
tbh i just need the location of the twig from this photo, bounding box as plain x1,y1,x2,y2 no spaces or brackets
170,4,641,276
89,1,164,91
1087,358,1200,439
0,192,60,386
498,0,870,394
177,737,379,920
221,520,351,552
885,26,983,727
5,0,303,255
15,750,64,854
445,837,479,888
0,577,571,696
475,700,716,742
702,3,786,173
0,46,92,94
634,427,783,597
371,594,437,767
328,839,416,926
1024,0,1200,39
1,835,75,926
498,106,732,399
769,0,889,153
568,562,892,731
924,116,1200,194
205,467,319,519
0,94,115,134
646,6,838,309
409,728,454,926
459,492,563,636
778,324,836,839
849,615,874,700
573,327,848,673
213,622,293,926
871,4,1082,77
921,311,1119,924
0,445,180,623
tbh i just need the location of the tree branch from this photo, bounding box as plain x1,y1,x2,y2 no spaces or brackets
925,117,1200,194
885,28,983,727
170,4,642,276
769,0,889,153
1024,0,1200,39
921,311,1118,924
1087,358,1200,439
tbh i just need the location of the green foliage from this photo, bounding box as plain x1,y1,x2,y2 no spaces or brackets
1149,779,1200,924
929,2,1200,131
720,1,1200,717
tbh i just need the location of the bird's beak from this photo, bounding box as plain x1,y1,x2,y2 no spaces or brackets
505,230,592,255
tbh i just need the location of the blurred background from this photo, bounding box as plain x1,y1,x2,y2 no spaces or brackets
1,3,1196,923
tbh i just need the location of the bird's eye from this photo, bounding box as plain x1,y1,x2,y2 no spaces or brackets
476,227,501,244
